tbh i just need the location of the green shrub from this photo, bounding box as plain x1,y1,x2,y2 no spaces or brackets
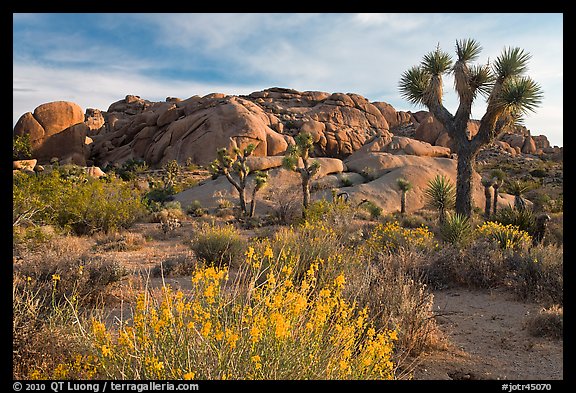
186,200,206,217
190,223,247,267
13,134,32,160
13,170,147,235
360,200,382,220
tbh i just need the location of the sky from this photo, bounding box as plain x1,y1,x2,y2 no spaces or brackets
13,13,563,147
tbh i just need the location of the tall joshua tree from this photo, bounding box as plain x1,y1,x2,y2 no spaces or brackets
399,39,542,218
396,178,412,215
282,132,320,217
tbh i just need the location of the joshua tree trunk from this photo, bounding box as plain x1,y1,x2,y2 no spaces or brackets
492,183,500,217
400,191,407,215
223,172,247,215
302,172,311,213
249,187,257,218
484,186,492,220
455,146,477,218
439,206,446,225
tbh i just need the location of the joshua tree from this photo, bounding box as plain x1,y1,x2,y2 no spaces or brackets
209,144,256,216
399,39,542,218
396,177,412,215
491,169,506,216
249,171,269,218
282,132,320,217
424,174,456,225
481,177,494,220
162,159,180,191
507,179,529,211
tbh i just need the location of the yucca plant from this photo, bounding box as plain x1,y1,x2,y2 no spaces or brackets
493,205,536,235
506,180,529,211
424,175,456,225
439,212,473,247
399,39,542,218
396,178,413,215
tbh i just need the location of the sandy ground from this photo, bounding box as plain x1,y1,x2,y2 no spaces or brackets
412,289,563,380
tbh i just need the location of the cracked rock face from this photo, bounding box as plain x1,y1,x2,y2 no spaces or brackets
88,88,394,167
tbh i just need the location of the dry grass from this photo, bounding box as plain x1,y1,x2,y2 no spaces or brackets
525,305,563,339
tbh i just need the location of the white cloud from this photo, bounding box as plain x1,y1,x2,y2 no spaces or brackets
12,62,265,125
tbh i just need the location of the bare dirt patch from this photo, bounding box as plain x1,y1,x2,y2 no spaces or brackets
413,289,563,380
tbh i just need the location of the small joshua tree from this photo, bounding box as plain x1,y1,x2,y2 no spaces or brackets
162,160,180,191
396,178,412,215
282,132,320,217
249,171,269,218
490,169,506,217
424,174,456,225
481,177,494,220
209,144,255,216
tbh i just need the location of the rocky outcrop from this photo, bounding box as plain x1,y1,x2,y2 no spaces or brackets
13,101,89,165
87,88,395,167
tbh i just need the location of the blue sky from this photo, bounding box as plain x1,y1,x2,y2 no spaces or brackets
13,13,563,146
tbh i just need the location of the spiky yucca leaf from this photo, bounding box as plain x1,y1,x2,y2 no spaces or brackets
421,47,453,75
493,47,531,80
399,66,430,106
424,175,456,211
455,38,482,62
439,212,473,246
469,63,494,98
498,76,543,116
396,178,412,192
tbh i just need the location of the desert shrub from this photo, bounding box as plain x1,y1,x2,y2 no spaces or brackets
13,170,147,234
13,134,33,160
439,212,473,247
13,279,91,379
190,223,247,267
529,168,548,178
423,241,508,290
186,200,206,217
493,206,536,234
359,200,382,220
14,237,128,309
476,221,532,250
115,159,148,181
81,262,397,380
365,221,436,255
345,250,438,359
151,252,197,277
525,305,563,339
270,220,358,287
505,245,563,305
92,231,147,252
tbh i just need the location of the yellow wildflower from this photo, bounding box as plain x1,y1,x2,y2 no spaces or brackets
183,372,195,380
52,274,60,282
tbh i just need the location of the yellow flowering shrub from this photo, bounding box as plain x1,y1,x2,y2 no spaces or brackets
365,221,436,254
86,249,397,380
476,221,532,250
